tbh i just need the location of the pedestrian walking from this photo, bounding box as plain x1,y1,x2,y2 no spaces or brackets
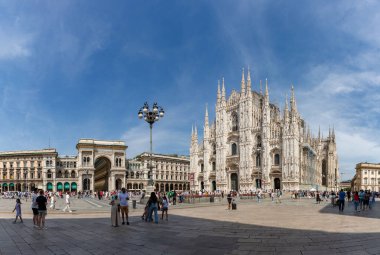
62,192,72,213
31,188,39,228
36,190,47,230
109,195,121,227
118,188,129,225
49,195,56,210
227,192,232,209
161,195,169,220
338,189,346,212
147,192,159,224
353,191,360,212
276,189,282,203
316,192,321,204
12,198,23,223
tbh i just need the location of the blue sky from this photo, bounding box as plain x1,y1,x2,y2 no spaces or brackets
0,1,379,179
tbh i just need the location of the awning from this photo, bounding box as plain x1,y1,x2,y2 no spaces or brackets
2,183,7,187
47,183,53,190
71,182,77,190
57,182,63,190
9,183,14,187
64,182,70,190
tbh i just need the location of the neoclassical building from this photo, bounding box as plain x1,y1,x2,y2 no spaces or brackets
0,139,127,193
351,163,380,192
190,70,339,192
0,139,190,193
127,153,190,192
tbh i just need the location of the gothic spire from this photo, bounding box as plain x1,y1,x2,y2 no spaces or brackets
332,125,335,138
260,80,262,95
222,77,226,100
246,67,251,95
290,84,298,113
284,94,289,122
318,126,321,140
241,68,246,94
217,80,221,102
265,78,269,98
204,104,209,128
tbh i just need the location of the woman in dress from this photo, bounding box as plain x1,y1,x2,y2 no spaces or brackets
109,195,121,227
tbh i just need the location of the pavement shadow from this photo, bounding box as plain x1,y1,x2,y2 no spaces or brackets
1,211,380,255
318,201,380,219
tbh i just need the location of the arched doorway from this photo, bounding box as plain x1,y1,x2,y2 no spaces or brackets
9,183,15,191
160,183,164,192
165,183,169,192
57,182,63,192
212,181,216,191
115,178,122,190
16,183,21,191
256,179,262,189
71,182,77,192
83,179,90,191
2,183,8,192
274,178,281,190
170,184,174,191
126,183,132,190
47,182,53,191
200,181,204,191
64,182,70,192
94,157,111,191
230,173,238,191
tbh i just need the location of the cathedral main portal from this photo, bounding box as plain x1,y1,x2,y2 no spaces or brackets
94,157,111,191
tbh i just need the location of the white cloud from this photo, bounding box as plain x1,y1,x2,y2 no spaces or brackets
0,30,33,60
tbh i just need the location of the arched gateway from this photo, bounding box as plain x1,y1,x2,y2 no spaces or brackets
76,139,127,192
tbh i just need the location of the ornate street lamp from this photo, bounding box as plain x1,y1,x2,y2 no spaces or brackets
138,102,164,193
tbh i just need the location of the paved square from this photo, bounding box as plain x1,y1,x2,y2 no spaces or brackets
0,197,379,255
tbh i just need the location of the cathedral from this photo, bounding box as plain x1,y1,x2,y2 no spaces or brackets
190,69,339,192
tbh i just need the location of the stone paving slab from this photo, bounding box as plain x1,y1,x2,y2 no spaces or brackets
0,198,379,255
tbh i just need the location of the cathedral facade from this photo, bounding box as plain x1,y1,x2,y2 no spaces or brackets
190,70,339,192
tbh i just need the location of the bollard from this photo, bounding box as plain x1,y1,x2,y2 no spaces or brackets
132,200,137,209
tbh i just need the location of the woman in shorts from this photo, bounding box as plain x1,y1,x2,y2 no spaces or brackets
161,195,169,220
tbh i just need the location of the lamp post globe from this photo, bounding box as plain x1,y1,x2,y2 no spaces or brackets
137,102,164,195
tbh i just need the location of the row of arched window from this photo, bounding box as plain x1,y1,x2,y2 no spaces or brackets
82,156,91,166
115,157,123,167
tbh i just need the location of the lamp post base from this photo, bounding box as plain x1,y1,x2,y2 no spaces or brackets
146,185,155,196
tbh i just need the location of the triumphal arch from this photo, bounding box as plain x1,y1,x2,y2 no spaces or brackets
77,139,127,192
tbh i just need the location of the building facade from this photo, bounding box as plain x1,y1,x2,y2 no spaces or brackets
190,70,339,192
0,139,127,193
351,163,380,192
127,153,190,192
0,139,190,193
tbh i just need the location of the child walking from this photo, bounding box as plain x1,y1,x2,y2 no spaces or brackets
12,199,23,223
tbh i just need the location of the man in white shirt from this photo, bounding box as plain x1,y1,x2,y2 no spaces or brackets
31,188,39,228
62,192,72,213
118,188,129,225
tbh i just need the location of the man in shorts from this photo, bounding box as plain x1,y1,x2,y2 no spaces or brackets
118,188,129,225
31,188,39,228
36,189,47,230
